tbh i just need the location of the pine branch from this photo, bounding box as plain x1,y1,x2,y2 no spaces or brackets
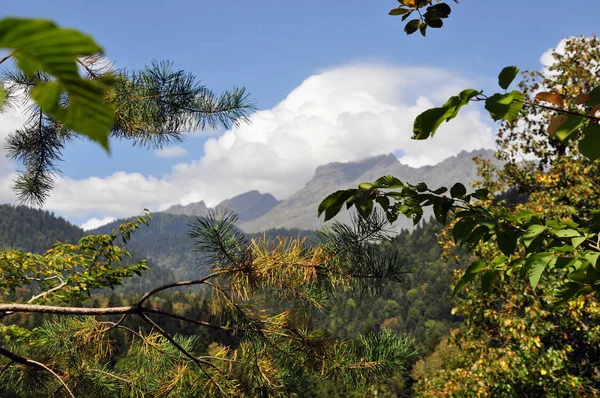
0,346,75,398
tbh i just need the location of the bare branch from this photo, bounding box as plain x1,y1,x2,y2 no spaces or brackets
136,273,220,309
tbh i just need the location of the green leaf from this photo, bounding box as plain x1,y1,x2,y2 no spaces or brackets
425,17,443,28
498,66,519,90
497,229,518,256
472,188,491,201
358,182,373,191
404,19,420,35
526,252,554,289
481,270,499,293
452,261,486,297
568,265,599,284
450,183,466,198
433,198,452,225
415,182,428,192
373,176,405,189
419,23,428,36
375,195,390,210
432,186,448,195
572,236,587,248
355,192,374,219
318,189,356,221
523,224,546,247
484,91,525,122
0,18,114,150
554,115,585,142
578,123,600,160
453,218,478,245
550,283,585,310
554,229,581,238
427,3,451,18
31,79,114,150
389,7,411,15
413,89,481,139
583,251,600,266
465,225,490,250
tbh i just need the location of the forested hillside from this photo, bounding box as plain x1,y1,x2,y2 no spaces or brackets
93,212,316,280
0,204,83,253
1,204,459,396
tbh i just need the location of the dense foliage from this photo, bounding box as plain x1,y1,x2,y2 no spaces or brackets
0,204,83,253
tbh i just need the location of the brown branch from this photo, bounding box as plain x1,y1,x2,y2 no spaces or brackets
0,346,75,398
144,307,233,332
136,273,220,309
0,304,139,316
521,99,600,122
0,50,16,65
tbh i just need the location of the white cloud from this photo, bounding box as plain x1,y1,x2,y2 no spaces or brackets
3,63,497,220
81,216,116,231
540,38,568,72
0,93,30,204
155,146,189,158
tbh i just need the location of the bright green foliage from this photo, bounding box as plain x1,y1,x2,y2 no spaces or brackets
0,213,150,305
412,89,481,139
0,18,114,149
320,36,600,306
412,280,600,397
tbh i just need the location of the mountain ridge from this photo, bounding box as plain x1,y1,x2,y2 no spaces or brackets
241,148,497,232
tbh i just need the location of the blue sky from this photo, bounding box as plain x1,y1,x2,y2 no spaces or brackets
1,0,599,227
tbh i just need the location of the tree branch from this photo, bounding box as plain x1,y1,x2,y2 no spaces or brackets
0,346,75,398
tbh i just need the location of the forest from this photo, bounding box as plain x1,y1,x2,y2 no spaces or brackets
1,1,600,397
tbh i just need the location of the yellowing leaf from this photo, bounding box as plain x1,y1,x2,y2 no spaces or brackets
536,92,565,107
541,369,547,375
547,115,568,138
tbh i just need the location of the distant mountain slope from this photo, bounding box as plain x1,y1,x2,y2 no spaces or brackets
161,191,280,223
93,212,314,280
242,149,497,232
0,204,83,253
163,201,209,216
215,190,280,222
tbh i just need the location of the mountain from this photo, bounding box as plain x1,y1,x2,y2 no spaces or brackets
161,191,279,223
241,149,497,232
215,190,280,222
0,204,84,253
163,200,209,216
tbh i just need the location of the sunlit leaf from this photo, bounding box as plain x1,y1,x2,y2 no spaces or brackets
413,89,481,139
0,18,114,150
485,91,524,122
536,92,565,107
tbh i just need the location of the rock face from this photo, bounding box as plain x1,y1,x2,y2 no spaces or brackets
161,191,280,223
215,190,280,222
241,149,497,232
162,201,209,217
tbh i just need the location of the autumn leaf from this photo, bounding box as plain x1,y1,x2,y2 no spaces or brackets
536,92,565,107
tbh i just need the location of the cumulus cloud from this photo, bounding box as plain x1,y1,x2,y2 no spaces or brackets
155,146,189,158
3,64,497,220
540,38,568,72
81,216,116,231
